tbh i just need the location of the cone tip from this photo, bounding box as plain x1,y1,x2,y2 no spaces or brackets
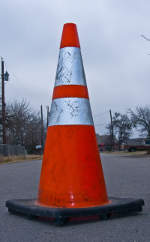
60,23,80,48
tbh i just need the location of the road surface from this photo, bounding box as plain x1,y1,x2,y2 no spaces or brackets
0,153,150,242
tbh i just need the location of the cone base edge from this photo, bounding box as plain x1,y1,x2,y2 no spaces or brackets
6,197,144,225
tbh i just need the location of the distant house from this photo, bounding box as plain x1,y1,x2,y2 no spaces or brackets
96,134,112,151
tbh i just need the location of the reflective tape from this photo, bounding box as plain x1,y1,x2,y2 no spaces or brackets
55,47,86,86
48,98,94,126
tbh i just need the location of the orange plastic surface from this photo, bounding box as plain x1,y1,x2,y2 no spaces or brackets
60,23,80,48
38,125,109,208
52,85,89,99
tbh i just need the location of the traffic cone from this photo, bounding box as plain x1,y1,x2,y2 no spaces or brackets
38,23,108,208
6,23,144,225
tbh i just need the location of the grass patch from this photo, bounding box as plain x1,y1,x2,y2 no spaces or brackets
0,154,42,164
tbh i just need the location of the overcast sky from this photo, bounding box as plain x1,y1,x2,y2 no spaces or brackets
0,0,150,135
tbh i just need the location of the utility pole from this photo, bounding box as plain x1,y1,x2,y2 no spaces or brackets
46,105,49,128
1,58,6,144
109,109,114,151
40,105,44,153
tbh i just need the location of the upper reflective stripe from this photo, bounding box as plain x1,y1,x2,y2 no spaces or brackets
52,85,89,99
48,98,94,126
55,47,86,86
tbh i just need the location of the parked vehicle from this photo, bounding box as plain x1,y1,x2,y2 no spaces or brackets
124,138,150,152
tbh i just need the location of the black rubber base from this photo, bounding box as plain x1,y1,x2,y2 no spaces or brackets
6,197,144,225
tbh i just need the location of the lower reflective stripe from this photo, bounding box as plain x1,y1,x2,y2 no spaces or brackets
48,98,94,126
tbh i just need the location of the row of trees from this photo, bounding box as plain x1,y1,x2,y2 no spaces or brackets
5,99,46,153
107,106,150,149
3,98,150,153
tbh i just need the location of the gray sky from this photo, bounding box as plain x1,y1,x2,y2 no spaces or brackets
0,0,150,135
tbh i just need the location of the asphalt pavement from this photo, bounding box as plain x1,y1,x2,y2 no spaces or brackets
0,153,150,242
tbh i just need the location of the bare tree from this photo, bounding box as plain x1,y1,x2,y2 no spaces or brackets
129,106,150,138
107,112,132,149
141,34,150,42
6,99,30,145
24,113,42,153
6,99,44,153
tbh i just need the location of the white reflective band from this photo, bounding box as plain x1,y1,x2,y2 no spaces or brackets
55,47,87,86
48,98,94,126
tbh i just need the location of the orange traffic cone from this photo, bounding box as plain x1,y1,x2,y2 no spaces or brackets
6,23,144,225
38,23,108,208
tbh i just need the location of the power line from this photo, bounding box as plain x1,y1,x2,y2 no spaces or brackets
93,111,109,118
94,123,106,127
